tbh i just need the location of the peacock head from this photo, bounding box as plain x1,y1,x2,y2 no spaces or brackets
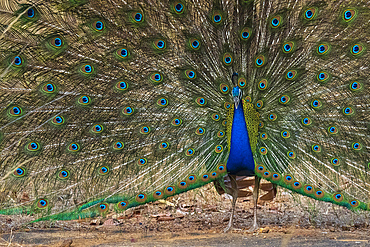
232,86,242,109
232,72,242,109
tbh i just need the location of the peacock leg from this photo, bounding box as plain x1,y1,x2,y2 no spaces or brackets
248,175,261,232
224,174,238,232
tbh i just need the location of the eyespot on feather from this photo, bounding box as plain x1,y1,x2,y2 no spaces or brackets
165,186,175,196
195,97,207,106
11,56,24,67
258,79,268,90
312,144,321,153
271,173,281,181
279,95,290,104
58,169,70,179
8,106,23,117
115,81,128,91
49,36,64,49
187,174,197,184
13,167,26,178
150,72,163,84
113,141,124,150
315,190,325,199
350,44,364,56
259,147,267,155
159,142,169,150
262,171,272,179
302,117,312,126
311,99,322,109
215,145,223,153
91,124,104,133
285,70,297,80
117,48,130,59
255,55,266,67
349,81,362,92
26,142,40,152
173,2,185,14
287,151,296,159
343,9,357,22
282,41,295,53
201,173,210,182
136,193,147,203
328,126,338,135
67,142,80,152
260,133,268,140
211,113,220,121
217,164,226,174
292,181,302,190
224,102,231,110
217,131,225,138
331,158,340,166
212,11,223,24
222,53,233,65
153,190,164,199
238,77,247,88
317,43,330,55
304,185,314,194
140,126,151,134
255,164,266,174
37,199,49,209
92,20,105,31
137,158,147,166
122,106,134,116
98,166,110,175
131,12,144,23
256,100,263,109
270,15,282,28
153,39,166,50
333,193,343,202
78,95,91,105
281,130,290,139
219,84,229,94
118,201,129,210
284,175,293,184
157,97,168,107
195,127,205,135
304,8,317,20
171,118,182,126
240,27,251,40
268,113,277,121
317,71,330,83
41,83,57,94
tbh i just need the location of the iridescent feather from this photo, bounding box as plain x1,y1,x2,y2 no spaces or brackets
0,0,368,228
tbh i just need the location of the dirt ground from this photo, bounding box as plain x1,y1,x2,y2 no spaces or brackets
1,184,370,246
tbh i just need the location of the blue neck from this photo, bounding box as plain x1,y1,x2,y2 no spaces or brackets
226,103,255,176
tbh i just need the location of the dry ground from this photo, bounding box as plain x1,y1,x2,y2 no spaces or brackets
1,184,370,246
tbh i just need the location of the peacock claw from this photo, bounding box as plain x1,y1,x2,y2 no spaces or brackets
224,217,234,233
223,226,241,233
247,224,260,233
223,226,231,233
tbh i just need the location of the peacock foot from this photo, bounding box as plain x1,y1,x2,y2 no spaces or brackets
223,222,233,233
247,223,260,232
224,226,242,233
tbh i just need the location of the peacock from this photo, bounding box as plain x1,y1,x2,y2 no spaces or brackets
0,0,369,232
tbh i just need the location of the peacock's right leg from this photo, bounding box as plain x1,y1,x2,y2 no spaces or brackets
224,174,238,232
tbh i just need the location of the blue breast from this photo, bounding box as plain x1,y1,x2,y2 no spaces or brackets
226,103,255,176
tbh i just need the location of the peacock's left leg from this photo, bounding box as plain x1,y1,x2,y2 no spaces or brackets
224,174,238,232
249,175,261,232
